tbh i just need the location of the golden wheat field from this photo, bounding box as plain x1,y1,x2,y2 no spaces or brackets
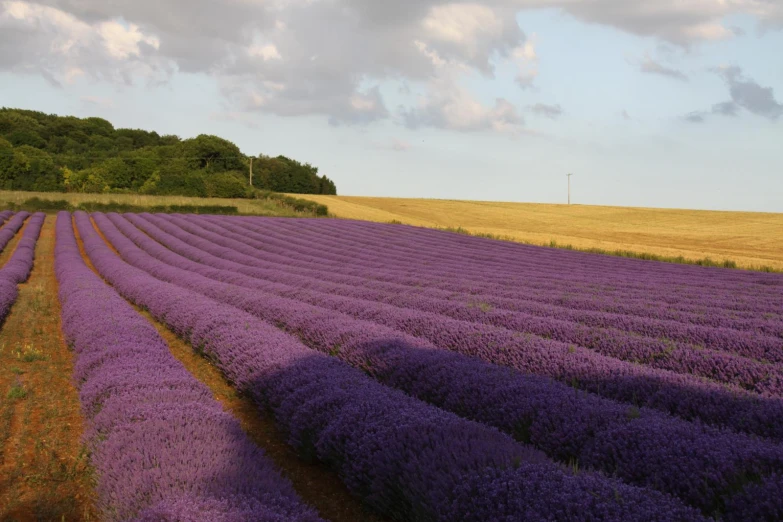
297,195,783,271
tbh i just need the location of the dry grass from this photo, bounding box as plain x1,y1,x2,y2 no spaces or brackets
298,195,783,271
0,190,301,217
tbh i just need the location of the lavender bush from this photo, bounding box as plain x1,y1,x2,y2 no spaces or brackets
118,212,783,442
0,212,43,323
73,210,703,522
0,211,30,254
93,211,783,518
54,212,322,522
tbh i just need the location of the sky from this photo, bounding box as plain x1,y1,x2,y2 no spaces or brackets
1,1,782,212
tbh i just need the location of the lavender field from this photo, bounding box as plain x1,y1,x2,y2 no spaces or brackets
3,209,783,521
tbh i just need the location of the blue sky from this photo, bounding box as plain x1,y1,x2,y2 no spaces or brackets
1,1,781,211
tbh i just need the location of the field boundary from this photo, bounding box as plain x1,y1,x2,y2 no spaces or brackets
0,191,328,218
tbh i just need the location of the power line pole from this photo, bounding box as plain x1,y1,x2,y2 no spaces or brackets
249,157,253,187
566,173,573,205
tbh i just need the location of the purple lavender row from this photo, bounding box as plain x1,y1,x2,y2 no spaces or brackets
78,212,704,522
0,212,43,324
285,218,783,315
0,210,12,226
0,211,30,254
185,215,783,358
55,212,322,522
139,213,783,430
195,215,783,366
139,211,783,439
245,216,783,305
143,214,783,397
247,216,783,315
0,213,44,283
98,211,783,518
204,211,783,320
202,216,783,340
202,212,782,326
230,217,783,328
276,216,782,294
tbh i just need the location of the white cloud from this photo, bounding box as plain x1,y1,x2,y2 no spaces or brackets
414,40,447,68
98,20,160,59
2,0,782,129
0,1,167,83
404,77,524,133
423,3,504,45
681,22,733,41
249,43,282,61
511,35,538,89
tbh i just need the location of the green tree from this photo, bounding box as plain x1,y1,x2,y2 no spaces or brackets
83,117,114,137
12,146,61,191
181,134,245,172
99,157,134,189
151,158,207,197
205,171,250,198
0,138,29,190
64,165,110,193
7,129,46,148
0,107,336,197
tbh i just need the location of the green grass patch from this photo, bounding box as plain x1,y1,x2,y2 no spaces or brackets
256,190,329,216
6,383,27,400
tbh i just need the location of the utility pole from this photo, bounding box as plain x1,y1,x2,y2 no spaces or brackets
249,157,253,187
566,173,573,205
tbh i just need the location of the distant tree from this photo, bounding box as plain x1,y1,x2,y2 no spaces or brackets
0,107,337,197
159,134,181,146
0,111,42,136
116,128,161,148
151,158,208,197
99,157,134,189
64,165,110,193
7,129,47,148
205,171,250,198
319,175,337,195
83,117,115,137
0,138,28,189
180,135,245,172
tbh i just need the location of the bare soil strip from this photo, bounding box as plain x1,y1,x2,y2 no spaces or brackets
81,216,385,522
0,216,97,521
0,217,29,266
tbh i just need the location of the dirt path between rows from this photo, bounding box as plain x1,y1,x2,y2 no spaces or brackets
0,215,97,521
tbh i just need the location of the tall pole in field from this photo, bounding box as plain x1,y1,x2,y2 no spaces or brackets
249,157,253,187
566,173,573,205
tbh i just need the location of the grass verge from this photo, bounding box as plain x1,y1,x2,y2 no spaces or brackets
0,190,328,217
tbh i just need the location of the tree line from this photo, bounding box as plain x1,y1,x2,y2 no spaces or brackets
0,107,337,198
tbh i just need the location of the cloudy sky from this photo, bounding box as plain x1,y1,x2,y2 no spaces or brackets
1,1,782,211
